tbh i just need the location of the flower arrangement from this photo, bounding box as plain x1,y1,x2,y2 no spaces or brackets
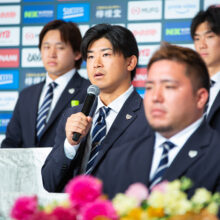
10,175,220,220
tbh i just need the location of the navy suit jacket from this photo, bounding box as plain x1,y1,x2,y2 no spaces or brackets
1,72,90,148
207,91,220,132
97,120,220,199
41,90,153,192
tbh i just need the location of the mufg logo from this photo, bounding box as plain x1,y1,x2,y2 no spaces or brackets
0,70,19,90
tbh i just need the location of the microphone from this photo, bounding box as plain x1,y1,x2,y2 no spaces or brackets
72,85,100,142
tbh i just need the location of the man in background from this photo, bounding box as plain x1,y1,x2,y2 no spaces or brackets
1,20,90,148
191,5,220,131
42,23,151,195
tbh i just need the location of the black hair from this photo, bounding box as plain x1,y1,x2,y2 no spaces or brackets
191,5,220,39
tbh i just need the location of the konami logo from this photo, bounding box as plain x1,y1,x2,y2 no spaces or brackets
0,49,19,67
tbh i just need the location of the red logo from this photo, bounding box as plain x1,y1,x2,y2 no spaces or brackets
0,49,19,67
0,12,16,19
131,7,141,15
132,68,147,87
0,30,10,39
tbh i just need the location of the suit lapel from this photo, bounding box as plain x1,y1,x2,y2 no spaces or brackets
41,72,84,135
91,91,143,170
207,91,220,123
163,121,211,181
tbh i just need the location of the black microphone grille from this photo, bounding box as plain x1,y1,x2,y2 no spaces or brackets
87,85,100,96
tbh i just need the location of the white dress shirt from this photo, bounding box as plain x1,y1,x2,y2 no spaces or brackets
206,71,220,114
64,85,134,160
150,117,204,180
38,69,76,122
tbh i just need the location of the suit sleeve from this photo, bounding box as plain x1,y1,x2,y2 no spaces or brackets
41,106,82,192
1,95,23,148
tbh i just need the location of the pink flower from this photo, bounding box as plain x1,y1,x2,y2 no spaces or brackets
65,175,102,208
81,199,118,220
50,206,77,220
29,211,56,220
151,181,168,193
125,183,149,205
10,196,38,220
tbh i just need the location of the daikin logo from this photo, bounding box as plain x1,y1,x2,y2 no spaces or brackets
63,7,84,19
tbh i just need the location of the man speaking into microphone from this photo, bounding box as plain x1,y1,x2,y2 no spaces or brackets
42,24,152,196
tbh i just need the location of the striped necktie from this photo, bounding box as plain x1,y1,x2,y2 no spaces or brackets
149,141,175,189
36,82,57,140
86,106,110,174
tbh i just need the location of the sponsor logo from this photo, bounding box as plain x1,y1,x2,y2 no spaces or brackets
57,3,90,22
23,5,54,24
128,0,162,20
165,0,199,19
0,49,19,67
0,5,20,25
0,27,20,46
128,22,161,43
22,48,43,67
0,70,19,90
22,26,43,46
20,69,46,89
164,21,192,42
138,45,159,66
132,67,147,88
0,92,18,111
0,113,12,133
91,0,126,23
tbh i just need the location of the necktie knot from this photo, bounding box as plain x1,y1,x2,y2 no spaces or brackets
49,81,58,90
98,106,110,120
162,141,175,152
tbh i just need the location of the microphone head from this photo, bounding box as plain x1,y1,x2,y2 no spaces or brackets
87,85,100,96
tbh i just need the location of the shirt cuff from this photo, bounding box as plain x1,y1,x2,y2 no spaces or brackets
64,138,80,160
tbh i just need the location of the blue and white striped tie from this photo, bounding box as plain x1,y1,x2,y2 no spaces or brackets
86,106,110,174
36,82,57,140
149,141,175,189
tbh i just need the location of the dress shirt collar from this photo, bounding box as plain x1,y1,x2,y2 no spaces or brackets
211,71,220,88
45,68,76,87
154,116,204,150
95,85,134,115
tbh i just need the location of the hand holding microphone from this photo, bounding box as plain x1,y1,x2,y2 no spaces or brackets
71,85,100,142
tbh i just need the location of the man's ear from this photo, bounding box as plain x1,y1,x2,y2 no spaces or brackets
127,55,137,72
74,52,82,61
196,88,209,110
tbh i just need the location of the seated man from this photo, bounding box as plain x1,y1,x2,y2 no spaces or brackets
93,43,220,199
41,23,152,195
1,20,90,148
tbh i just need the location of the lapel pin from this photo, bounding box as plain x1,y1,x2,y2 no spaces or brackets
188,150,198,158
126,114,132,120
68,88,75,94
